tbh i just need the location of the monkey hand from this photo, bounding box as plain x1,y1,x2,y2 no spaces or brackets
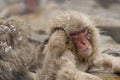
112,57,120,74
47,29,69,56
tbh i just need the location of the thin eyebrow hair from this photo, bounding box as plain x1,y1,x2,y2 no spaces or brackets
70,27,89,36
70,30,81,36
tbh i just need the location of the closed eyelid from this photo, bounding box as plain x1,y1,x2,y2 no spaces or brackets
70,31,81,36
70,27,89,36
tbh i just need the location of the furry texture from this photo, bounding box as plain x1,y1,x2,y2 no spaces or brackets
48,10,101,54
0,18,36,80
0,53,33,80
0,18,36,69
37,10,120,80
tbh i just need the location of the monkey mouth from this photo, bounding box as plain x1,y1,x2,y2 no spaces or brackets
78,48,92,56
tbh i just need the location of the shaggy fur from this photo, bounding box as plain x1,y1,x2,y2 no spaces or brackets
0,18,37,80
0,18,37,69
37,10,120,80
0,51,34,80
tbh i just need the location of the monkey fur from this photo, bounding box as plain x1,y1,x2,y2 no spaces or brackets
36,10,120,80
0,18,38,80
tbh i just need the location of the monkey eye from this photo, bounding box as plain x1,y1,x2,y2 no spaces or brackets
81,27,88,33
81,29,86,33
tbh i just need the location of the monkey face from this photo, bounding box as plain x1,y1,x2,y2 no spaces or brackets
70,27,92,58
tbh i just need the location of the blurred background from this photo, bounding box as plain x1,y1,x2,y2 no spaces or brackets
0,0,120,79
0,0,120,18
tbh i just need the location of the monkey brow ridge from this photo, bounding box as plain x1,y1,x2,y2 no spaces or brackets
70,27,88,36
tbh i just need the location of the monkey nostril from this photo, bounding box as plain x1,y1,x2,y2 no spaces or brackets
81,41,86,45
82,41,88,46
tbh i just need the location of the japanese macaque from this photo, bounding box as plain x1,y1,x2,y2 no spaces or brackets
36,10,120,80
0,17,46,80
0,18,35,80
0,17,50,73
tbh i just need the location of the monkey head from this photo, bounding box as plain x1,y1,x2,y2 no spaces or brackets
48,10,101,58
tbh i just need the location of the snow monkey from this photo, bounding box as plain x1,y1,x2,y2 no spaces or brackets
37,10,120,80
0,18,37,80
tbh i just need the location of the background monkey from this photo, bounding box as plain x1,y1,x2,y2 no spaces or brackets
36,10,120,80
0,18,35,80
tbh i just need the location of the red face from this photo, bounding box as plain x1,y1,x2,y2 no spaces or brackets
70,27,92,58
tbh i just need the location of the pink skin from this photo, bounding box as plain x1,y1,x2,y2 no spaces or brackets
70,27,92,57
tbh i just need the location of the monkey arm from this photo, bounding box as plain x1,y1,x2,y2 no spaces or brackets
47,29,69,56
37,29,70,80
93,53,120,73
57,64,102,80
